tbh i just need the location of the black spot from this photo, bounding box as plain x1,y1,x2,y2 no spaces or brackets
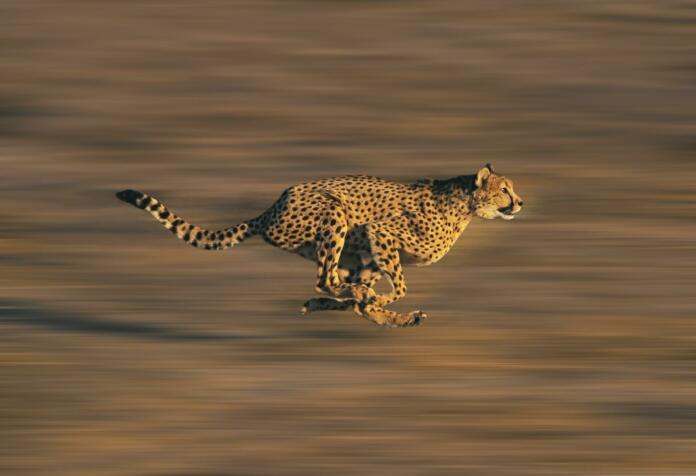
159,211,170,219
183,233,190,241
196,232,203,240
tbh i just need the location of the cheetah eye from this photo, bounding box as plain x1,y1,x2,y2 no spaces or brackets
501,187,508,193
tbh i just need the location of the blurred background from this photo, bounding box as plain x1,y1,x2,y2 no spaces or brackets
2,1,696,475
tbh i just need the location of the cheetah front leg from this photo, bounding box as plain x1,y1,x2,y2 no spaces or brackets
354,222,427,327
357,303,427,327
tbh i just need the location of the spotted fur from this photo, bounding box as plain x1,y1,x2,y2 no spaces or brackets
116,164,524,327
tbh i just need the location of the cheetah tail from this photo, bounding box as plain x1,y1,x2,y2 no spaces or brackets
116,189,263,250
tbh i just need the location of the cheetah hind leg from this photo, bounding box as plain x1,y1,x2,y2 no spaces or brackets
301,297,355,315
301,296,426,327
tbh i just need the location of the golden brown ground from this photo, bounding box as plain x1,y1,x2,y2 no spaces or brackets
1,1,696,475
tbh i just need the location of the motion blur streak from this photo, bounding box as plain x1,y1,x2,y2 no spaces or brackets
2,1,696,475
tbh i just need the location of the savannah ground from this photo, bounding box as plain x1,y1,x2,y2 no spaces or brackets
1,1,696,475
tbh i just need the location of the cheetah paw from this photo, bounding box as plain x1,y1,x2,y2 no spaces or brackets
407,310,428,327
331,284,375,303
350,285,376,304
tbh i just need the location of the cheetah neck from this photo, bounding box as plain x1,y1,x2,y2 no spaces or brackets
428,175,476,223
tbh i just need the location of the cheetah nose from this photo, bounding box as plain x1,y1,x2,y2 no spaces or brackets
518,200,524,207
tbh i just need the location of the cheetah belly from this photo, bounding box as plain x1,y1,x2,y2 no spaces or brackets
399,249,434,267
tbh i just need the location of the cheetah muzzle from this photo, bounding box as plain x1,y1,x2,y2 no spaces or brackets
117,163,524,328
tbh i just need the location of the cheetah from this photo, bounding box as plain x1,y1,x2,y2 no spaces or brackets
116,164,524,327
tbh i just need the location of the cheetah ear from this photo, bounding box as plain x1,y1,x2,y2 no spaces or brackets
485,163,494,173
475,165,491,188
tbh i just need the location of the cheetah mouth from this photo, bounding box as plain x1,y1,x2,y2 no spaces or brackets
498,207,516,220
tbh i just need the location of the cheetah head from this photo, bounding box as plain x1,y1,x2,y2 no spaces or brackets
472,164,524,220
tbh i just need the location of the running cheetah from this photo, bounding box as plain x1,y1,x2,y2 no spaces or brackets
116,164,524,327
